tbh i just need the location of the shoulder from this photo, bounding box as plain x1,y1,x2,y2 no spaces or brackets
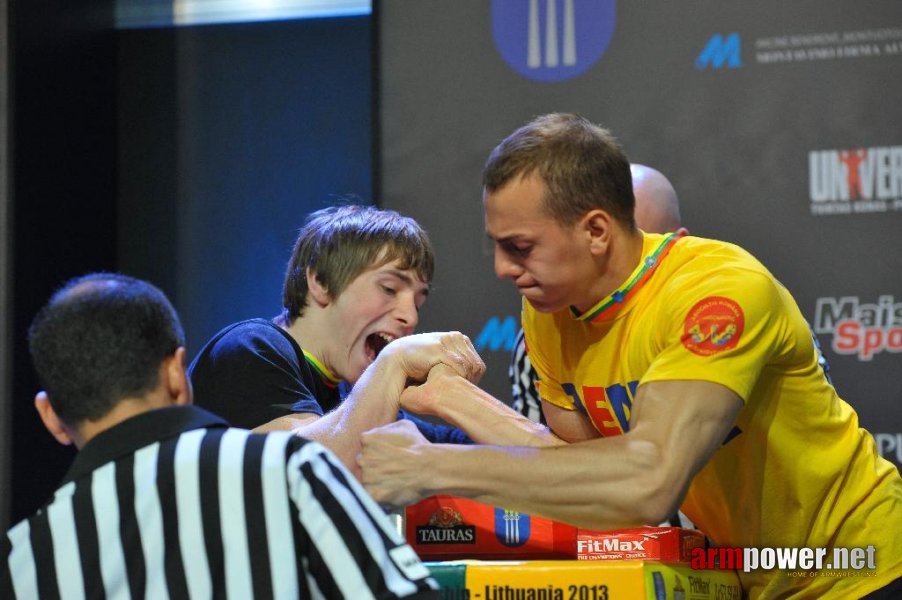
651,239,794,340
195,318,301,362
664,237,779,299
212,318,294,346
669,236,768,274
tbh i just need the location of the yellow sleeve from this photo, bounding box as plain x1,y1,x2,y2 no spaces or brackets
642,268,793,402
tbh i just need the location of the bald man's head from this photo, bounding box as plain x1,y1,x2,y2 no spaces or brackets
630,164,683,234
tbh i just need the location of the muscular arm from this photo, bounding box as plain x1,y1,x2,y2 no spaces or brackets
262,332,484,478
399,364,566,447
285,357,410,477
361,379,742,530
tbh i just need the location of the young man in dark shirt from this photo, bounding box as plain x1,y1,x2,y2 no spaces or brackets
190,205,481,475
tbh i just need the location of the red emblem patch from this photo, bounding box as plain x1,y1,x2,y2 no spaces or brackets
429,507,464,528
682,296,745,356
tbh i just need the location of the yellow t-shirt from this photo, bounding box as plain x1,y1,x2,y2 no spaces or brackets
523,232,902,599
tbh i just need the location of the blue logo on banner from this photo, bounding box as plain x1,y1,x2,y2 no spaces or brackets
695,33,742,70
475,315,518,352
495,508,531,547
492,0,616,82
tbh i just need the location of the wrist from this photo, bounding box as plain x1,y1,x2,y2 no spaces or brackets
416,442,445,497
354,354,408,410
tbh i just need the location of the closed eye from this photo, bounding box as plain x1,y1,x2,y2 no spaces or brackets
502,241,532,257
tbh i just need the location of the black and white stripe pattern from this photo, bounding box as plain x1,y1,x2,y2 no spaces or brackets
509,327,546,426
3,417,435,599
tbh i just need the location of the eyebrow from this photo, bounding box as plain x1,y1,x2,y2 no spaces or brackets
489,233,528,245
382,269,431,295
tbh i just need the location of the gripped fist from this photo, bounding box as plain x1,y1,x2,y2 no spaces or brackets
358,419,431,509
378,331,485,384
399,362,472,417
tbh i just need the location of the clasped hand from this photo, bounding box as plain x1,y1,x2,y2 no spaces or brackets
358,419,431,509
379,330,485,385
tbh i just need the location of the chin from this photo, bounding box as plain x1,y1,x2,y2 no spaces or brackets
525,296,564,314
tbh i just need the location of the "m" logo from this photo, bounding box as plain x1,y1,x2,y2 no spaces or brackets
474,315,519,352
695,33,742,70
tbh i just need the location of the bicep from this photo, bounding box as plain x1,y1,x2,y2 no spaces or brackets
543,401,600,443
630,379,743,487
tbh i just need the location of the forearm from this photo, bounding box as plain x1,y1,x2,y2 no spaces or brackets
416,380,744,529
405,375,565,448
410,437,674,530
366,381,744,530
299,358,407,476
286,332,485,474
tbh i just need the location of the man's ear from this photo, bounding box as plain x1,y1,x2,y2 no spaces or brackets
305,267,332,307
583,209,614,256
163,347,192,406
34,391,75,446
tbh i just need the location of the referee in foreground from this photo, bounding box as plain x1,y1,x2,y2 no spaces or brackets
2,272,438,599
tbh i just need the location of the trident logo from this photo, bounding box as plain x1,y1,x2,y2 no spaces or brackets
492,0,616,82
494,508,531,547
528,0,577,68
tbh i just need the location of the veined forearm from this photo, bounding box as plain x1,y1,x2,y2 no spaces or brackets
418,437,672,530
406,375,565,447
437,388,564,447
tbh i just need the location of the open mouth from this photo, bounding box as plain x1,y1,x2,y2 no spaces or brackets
365,332,396,361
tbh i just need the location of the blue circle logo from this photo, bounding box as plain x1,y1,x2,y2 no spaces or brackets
492,0,617,82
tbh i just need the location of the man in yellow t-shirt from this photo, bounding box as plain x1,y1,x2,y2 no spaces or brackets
358,113,902,599
511,162,688,427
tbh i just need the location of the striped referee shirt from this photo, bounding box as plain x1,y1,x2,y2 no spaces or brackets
509,328,545,426
2,406,438,599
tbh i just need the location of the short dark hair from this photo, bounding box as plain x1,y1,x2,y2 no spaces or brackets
281,205,435,323
28,273,185,425
482,113,636,228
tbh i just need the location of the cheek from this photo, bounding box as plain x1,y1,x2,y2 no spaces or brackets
540,261,578,290
352,298,393,329
533,258,561,279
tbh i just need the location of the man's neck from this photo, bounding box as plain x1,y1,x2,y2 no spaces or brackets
573,228,646,314
76,395,172,448
282,312,328,367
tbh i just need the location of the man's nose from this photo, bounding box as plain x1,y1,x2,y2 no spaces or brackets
494,250,523,280
395,295,418,332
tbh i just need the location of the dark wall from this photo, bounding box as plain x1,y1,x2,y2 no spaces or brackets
7,13,373,526
1,0,12,529
9,0,117,523
117,17,374,361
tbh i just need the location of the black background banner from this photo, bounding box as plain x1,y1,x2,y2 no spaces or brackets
377,0,902,468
